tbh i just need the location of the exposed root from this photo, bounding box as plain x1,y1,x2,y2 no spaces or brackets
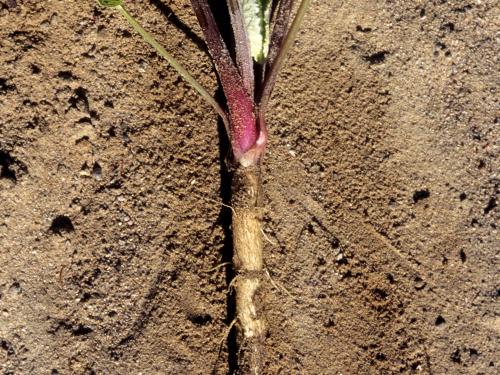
261,227,277,246
227,275,239,294
264,267,296,302
202,262,232,273
192,192,236,215
231,164,266,375
212,318,238,375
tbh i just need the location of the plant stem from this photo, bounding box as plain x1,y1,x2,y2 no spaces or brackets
116,4,231,134
190,0,258,161
259,0,311,111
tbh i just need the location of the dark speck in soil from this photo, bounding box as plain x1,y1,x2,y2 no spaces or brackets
187,312,212,326
435,315,446,326
483,197,496,214
450,348,462,363
356,25,372,33
413,189,430,203
0,78,16,94
49,215,74,235
364,51,389,65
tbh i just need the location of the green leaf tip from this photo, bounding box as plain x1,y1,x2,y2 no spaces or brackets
97,0,123,7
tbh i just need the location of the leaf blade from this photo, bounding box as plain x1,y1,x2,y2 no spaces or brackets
259,0,311,112
97,2,231,135
96,0,123,7
239,0,272,63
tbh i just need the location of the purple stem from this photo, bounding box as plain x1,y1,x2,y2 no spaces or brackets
261,0,294,89
227,0,255,96
190,0,260,162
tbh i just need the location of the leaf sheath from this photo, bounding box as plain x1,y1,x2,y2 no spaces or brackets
191,0,258,160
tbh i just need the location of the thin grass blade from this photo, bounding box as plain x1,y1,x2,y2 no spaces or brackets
261,0,293,86
258,0,311,112
97,1,231,133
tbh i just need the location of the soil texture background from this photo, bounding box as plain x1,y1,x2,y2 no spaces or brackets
0,0,498,374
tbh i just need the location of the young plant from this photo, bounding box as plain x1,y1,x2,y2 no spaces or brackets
97,0,310,373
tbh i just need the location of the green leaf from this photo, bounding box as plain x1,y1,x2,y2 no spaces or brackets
239,0,271,64
97,0,123,7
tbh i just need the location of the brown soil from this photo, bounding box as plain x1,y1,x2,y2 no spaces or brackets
1,1,498,374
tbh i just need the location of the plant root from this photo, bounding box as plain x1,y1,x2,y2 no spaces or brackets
202,262,232,273
212,318,239,375
264,268,296,302
231,164,266,375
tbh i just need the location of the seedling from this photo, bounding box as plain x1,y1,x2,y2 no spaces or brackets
96,0,310,373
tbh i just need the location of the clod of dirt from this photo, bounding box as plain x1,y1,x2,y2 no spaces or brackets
0,77,16,94
0,150,27,183
76,116,92,124
413,275,426,290
0,340,15,356
356,25,372,33
92,162,102,181
450,348,462,363
469,348,480,361
335,252,348,265
8,281,21,294
104,100,114,108
435,315,446,326
5,0,17,9
363,51,389,65
0,151,16,181
49,215,74,235
324,317,335,328
483,197,496,214
9,30,44,51
441,22,455,32
412,189,430,203
49,319,93,337
30,64,41,74
57,70,76,80
187,311,212,326
372,288,388,300
68,87,89,113
72,324,93,336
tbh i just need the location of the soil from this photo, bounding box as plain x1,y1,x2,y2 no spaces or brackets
0,1,498,374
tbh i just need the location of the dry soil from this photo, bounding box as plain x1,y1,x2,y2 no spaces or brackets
0,0,499,374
